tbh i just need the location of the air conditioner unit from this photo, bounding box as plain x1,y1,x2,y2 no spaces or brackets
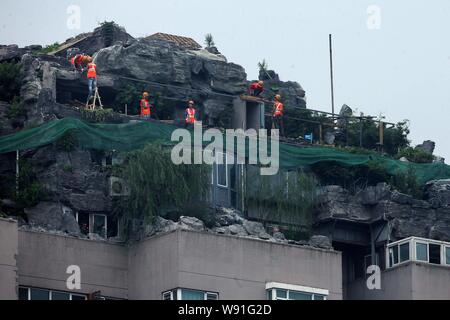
109,177,130,197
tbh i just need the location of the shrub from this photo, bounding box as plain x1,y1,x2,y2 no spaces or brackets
39,43,60,54
81,108,117,123
55,131,78,152
114,143,211,237
204,34,215,48
397,147,434,164
0,62,23,102
390,165,423,199
15,158,44,208
6,96,26,119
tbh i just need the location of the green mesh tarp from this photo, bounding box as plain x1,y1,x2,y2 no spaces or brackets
1,117,449,185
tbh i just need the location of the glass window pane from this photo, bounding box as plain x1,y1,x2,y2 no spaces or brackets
30,288,50,300
289,291,313,300
400,242,410,262
267,290,272,300
276,289,288,299
93,215,107,238
181,289,205,301
71,294,86,301
206,293,218,301
52,291,70,300
18,288,29,300
446,247,450,265
389,245,399,266
217,153,227,187
429,244,441,265
314,295,326,301
416,243,428,262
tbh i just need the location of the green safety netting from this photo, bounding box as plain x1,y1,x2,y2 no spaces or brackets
1,117,449,185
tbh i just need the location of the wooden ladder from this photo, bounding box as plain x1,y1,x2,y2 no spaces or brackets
86,87,103,110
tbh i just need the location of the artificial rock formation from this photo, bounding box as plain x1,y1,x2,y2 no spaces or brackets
315,181,450,242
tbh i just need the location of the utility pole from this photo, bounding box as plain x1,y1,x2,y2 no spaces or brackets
329,34,336,119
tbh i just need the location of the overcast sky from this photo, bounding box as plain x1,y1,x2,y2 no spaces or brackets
1,0,449,160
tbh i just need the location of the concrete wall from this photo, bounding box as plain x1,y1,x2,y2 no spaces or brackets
128,232,179,300
0,218,18,300
411,263,450,300
347,262,450,300
10,226,342,300
17,230,128,299
129,230,343,300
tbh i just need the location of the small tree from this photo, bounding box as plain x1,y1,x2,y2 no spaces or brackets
204,33,215,48
258,59,269,73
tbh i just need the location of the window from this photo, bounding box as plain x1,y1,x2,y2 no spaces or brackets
389,246,399,266
216,152,228,187
162,289,219,301
206,292,219,301
416,242,428,262
31,288,50,300
182,289,205,300
92,214,107,239
266,283,328,301
19,287,87,301
162,291,174,301
429,244,441,265
400,242,410,263
387,237,450,268
51,291,70,300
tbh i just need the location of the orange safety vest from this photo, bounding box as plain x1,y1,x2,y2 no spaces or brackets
273,102,284,117
140,99,151,116
186,108,196,124
87,62,97,78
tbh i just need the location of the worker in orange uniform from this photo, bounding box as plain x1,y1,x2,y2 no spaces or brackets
140,92,152,119
71,54,90,72
86,57,98,101
185,100,197,128
249,81,264,97
272,94,285,137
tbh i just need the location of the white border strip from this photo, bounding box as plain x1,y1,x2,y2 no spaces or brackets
265,282,329,296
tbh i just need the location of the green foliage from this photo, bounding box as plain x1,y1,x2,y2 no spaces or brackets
0,62,23,102
100,21,117,47
55,131,78,152
312,160,424,199
7,96,26,119
15,158,44,208
81,108,117,123
390,165,423,199
247,169,317,229
63,165,73,173
257,59,268,73
114,143,211,236
312,161,390,193
204,33,215,48
115,84,144,115
38,43,60,54
397,147,434,164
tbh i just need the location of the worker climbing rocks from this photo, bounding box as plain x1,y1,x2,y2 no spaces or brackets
185,100,197,128
86,57,98,102
71,54,90,72
272,94,285,137
140,92,152,119
249,81,264,97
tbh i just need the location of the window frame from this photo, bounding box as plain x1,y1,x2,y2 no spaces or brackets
215,152,229,188
445,246,450,266
89,214,108,239
387,237,450,269
266,283,328,301
162,288,219,301
19,287,87,301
